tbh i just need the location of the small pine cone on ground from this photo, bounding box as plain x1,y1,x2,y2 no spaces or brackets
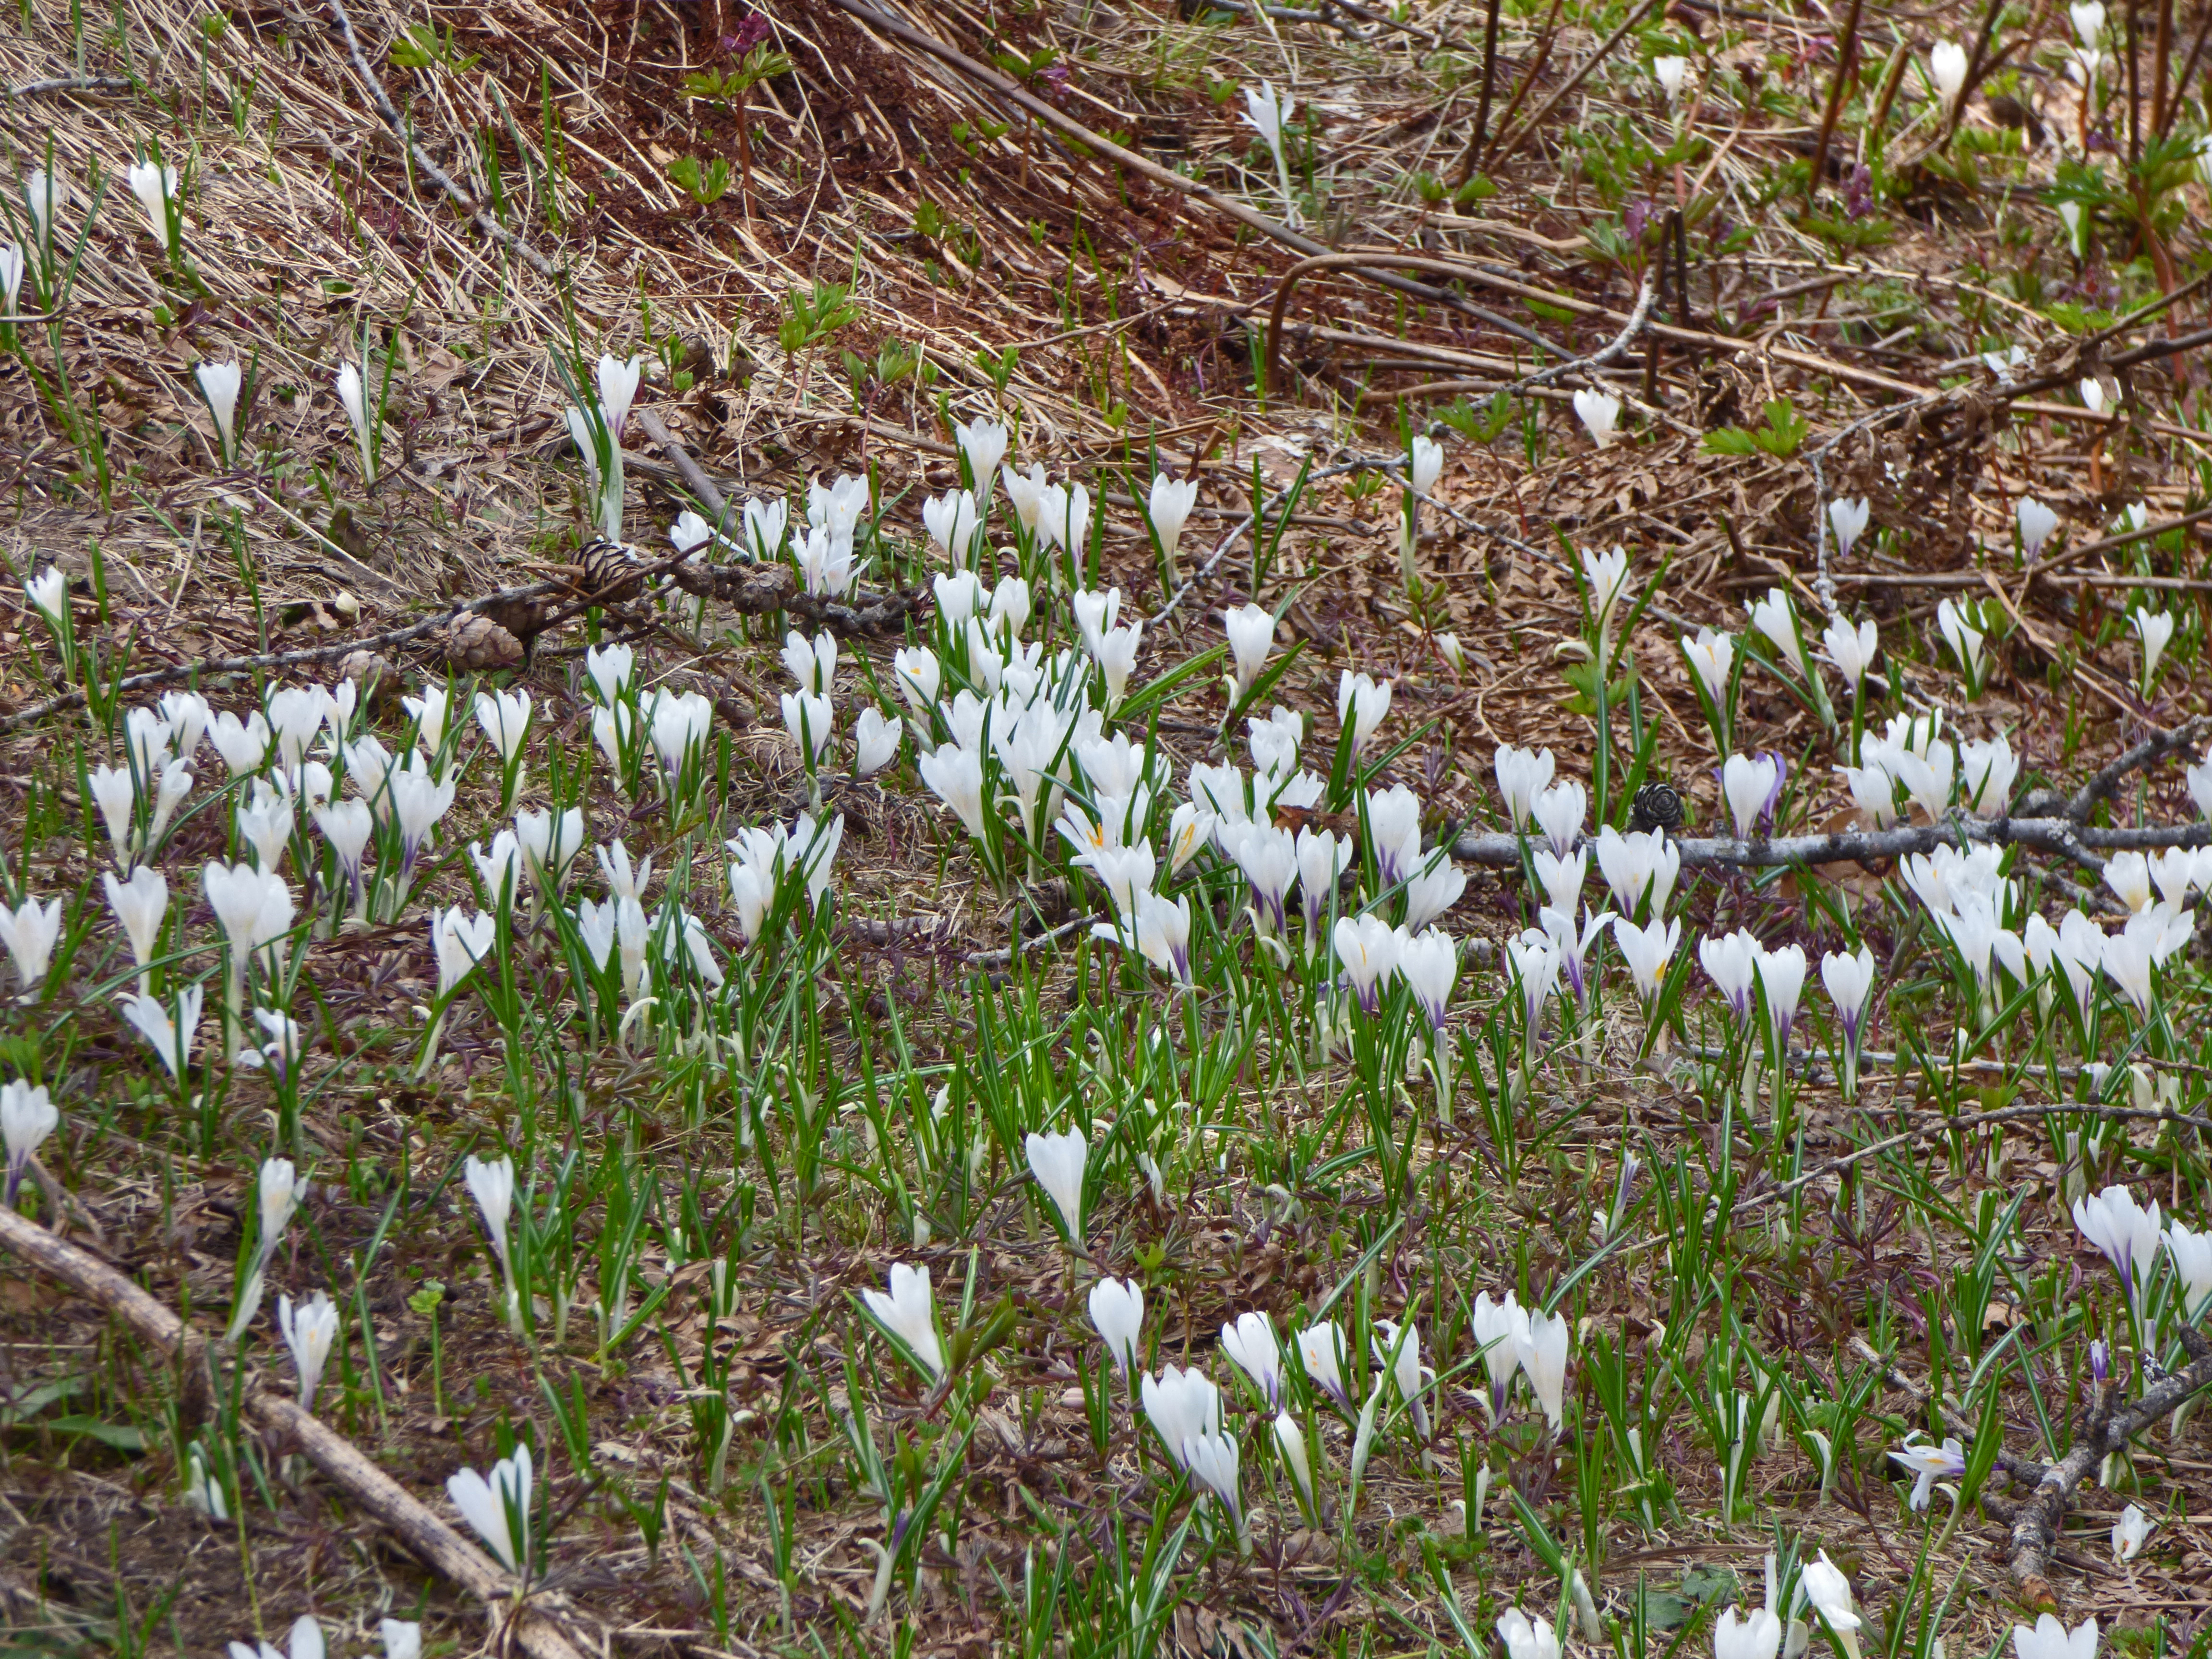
336,650,402,709
446,613,523,671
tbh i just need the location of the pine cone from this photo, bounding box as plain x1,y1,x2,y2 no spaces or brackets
446,613,523,671
480,592,559,640
336,650,401,709
578,537,649,604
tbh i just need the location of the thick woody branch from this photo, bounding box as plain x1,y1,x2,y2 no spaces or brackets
1449,815,2212,872
2005,1342,2212,1607
0,1208,593,1659
2066,716,2212,821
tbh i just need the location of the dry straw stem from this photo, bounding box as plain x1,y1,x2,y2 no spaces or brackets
0,1206,595,1659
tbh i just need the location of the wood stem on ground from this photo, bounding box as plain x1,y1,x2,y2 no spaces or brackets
1804,0,1865,204
1467,0,1504,180
0,1207,593,1659
1489,0,1665,167
1452,0,1561,184
1450,813,2211,875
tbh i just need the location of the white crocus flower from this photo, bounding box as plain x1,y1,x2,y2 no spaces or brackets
121,984,201,1079
1093,625,1142,709
1089,1276,1144,1376
1024,1127,1087,1244
781,690,835,767
1929,40,1969,102
595,353,643,440
336,361,375,481
1532,780,1586,862
2168,1219,2212,1320
24,565,68,637
923,488,981,565
2104,850,2154,912
1493,744,1555,830
1721,752,1779,839
861,1262,945,1379
2018,498,2060,560
1801,1553,1863,1659
195,361,244,466
1185,1428,1244,1534
1701,928,1761,1022
1514,1306,1570,1431
277,1289,340,1412
1581,544,1632,649
0,1079,58,1208
2112,1503,2150,1563
1224,603,1275,695
1240,83,1299,228
1822,615,1879,689
1889,1434,1966,1511
1827,497,1870,557
2073,1182,2163,1305
2012,1615,2099,1659
1683,627,1735,709
2131,609,2176,693
782,629,837,694
1337,671,1391,755
1372,1317,1431,1441
953,416,1008,504
0,894,62,992
447,1445,532,1576
1409,434,1443,495
1614,916,1680,1002
1496,1607,1562,1659
432,907,495,997
473,688,533,763
125,157,178,242
463,1152,519,1332
1654,55,1688,100
854,707,901,777
1273,1410,1315,1518
1574,387,1622,447
104,866,168,985
1221,1310,1284,1408
919,745,989,839
1148,471,1200,572
892,646,940,713
1747,587,1814,682
1756,942,1808,1050
1140,1364,1222,1468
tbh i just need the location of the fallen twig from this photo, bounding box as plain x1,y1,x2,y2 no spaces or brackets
632,408,733,522
0,580,569,733
1449,814,2212,873
0,1206,594,1659
1804,0,1866,206
1488,0,1666,164
2003,1333,2212,1607
2066,716,2212,821
4,74,136,97
1262,253,1655,403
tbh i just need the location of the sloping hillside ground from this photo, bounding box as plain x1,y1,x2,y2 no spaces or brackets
4,0,2212,1654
